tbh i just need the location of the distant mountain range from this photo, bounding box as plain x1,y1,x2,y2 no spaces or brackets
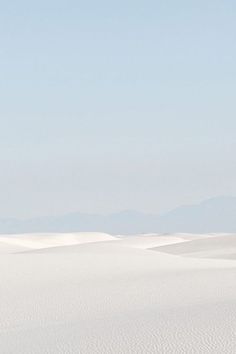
1,196,236,234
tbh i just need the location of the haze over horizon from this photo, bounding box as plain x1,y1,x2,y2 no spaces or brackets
0,196,236,234
2,195,236,220
1,0,236,218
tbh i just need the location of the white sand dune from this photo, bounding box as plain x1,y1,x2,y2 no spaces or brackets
151,234,236,259
0,240,29,254
0,232,116,251
0,233,236,353
116,234,188,249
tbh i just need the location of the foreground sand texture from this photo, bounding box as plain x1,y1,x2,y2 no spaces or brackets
0,233,236,353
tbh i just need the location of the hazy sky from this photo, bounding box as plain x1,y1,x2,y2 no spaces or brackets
1,0,236,218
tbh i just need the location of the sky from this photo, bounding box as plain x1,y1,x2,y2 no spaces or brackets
0,0,236,218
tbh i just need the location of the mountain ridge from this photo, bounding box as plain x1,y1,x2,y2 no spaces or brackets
1,196,236,234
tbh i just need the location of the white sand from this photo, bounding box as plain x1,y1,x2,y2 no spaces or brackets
0,232,116,251
115,234,188,249
151,233,236,259
0,233,236,353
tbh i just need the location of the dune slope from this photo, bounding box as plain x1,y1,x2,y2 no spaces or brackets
151,234,236,259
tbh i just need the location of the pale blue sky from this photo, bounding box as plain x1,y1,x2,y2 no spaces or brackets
1,0,236,218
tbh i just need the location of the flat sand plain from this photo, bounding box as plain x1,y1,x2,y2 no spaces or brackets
0,232,235,353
